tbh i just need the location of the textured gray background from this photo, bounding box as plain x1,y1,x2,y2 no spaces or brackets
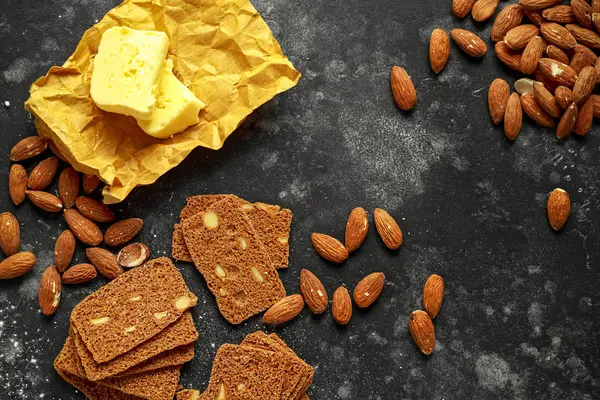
1,0,599,399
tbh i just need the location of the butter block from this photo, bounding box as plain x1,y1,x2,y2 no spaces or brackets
136,59,205,139
90,26,169,120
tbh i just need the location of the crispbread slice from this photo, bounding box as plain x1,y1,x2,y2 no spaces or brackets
176,389,201,400
74,311,197,380
71,257,197,363
268,334,314,400
182,197,285,324
55,368,144,400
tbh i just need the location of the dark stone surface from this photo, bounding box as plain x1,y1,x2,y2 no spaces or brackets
1,0,599,399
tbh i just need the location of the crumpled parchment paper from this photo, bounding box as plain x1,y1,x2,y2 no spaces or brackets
25,0,300,203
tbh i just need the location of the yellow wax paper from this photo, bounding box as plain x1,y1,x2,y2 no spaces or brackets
25,0,300,203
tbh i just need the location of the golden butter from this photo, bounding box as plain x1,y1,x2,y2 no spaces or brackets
90,26,169,120
136,59,205,139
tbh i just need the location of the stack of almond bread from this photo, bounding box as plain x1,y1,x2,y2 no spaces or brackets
172,194,292,324
176,331,313,400
54,258,199,399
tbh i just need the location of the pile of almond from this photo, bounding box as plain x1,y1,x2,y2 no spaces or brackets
4,135,150,316
409,274,445,356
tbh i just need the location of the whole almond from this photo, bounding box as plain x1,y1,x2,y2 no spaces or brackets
450,29,488,57
594,0,600,14
82,174,101,195
429,29,450,73
521,93,556,128
26,190,63,213
38,266,61,316
524,9,544,25
520,36,544,74
491,4,524,42
537,58,578,87
570,47,597,74
495,41,523,70
48,141,68,162
547,188,570,230
572,66,597,104
0,252,36,279
332,286,352,325
545,45,570,64
117,242,150,268
472,0,499,22
390,66,417,111
504,24,540,50
556,103,578,138
519,0,559,11
311,233,349,263
488,78,511,125
28,157,60,191
0,212,20,257
62,263,98,284
300,269,329,314
345,207,369,252
263,294,304,325
572,0,594,29
9,164,28,206
104,218,144,247
373,208,403,250
423,274,445,319
58,167,80,208
592,94,600,117
573,96,593,135
542,5,575,24
353,272,385,308
540,23,577,50
64,209,103,246
594,12,600,33
54,230,76,273
75,196,116,223
86,247,123,279
534,69,559,93
504,93,523,140
555,86,574,109
453,0,476,18
409,310,436,355
9,136,47,161
533,82,562,117
566,24,600,49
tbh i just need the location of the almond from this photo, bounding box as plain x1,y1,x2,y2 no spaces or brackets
64,209,103,246
540,23,577,50
537,58,578,87
423,274,445,319
300,269,328,314
429,29,450,73
596,57,600,83
390,66,417,111
9,136,47,161
488,78,511,125
556,102,578,138
373,208,403,250
573,96,593,135
521,93,556,128
566,24,600,49
545,45,570,64
491,4,524,42
514,78,536,95
263,294,304,326
547,188,570,230
104,218,144,247
28,157,60,191
75,196,116,223
54,230,76,273
504,24,540,50
572,66,597,104
58,167,80,209
594,0,600,14
48,141,68,162
504,92,523,140
570,47,597,74
519,0,559,11
592,94,600,117
8,164,28,206
472,0,499,22
555,86,574,109
593,12,600,33
524,9,544,25
495,41,523,71
332,286,352,325
0,212,20,257
38,266,61,316
86,247,123,279
26,190,63,213
82,174,101,195
542,5,575,24
353,272,385,308
572,0,594,29
62,263,98,284
450,29,488,57
345,207,368,252
117,242,150,268
452,0,476,18
520,36,545,74
409,310,436,355
533,82,562,117
534,69,559,93
0,252,36,279
311,233,349,263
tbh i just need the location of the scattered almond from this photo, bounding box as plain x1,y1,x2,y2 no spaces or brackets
9,136,47,161
373,208,403,249
540,22,577,50
570,44,597,74
332,286,352,325
573,96,593,135
450,29,488,57
345,207,368,252
54,230,76,273
300,269,329,314
0,252,36,279
504,92,523,140
566,24,600,49
537,58,578,87
495,41,523,70
38,266,61,316
542,5,575,24
0,212,20,257
75,196,116,223
86,247,123,279
28,157,60,191
263,294,304,325
353,272,385,308
409,310,436,355
555,86,574,109
58,167,80,209
26,190,63,213
117,242,150,268
82,174,101,195
503,24,539,50
520,36,544,74
488,78,511,125
572,0,594,29
532,83,561,117
520,93,555,128
547,188,570,230
491,4,524,42
104,218,144,247
472,0,499,22
64,209,103,246
423,274,445,319
62,263,98,284
390,66,417,111
452,0,476,18
311,233,349,263
545,45,570,64
519,0,560,11
8,164,28,206
572,66,597,104
556,103,578,138
429,29,450,73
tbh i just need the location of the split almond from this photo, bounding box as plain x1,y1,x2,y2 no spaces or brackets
450,29,488,57
26,190,63,213
390,66,417,111
332,286,352,325
75,196,116,223
9,136,47,161
573,96,593,135
54,230,76,273
472,0,499,22
556,103,578,138
409,310,436,355
554,86,574,109
488,78,511,125
0,212,20,257
491,4,524,42
9,164,28,206
503,24,539,50
345,207,368,252
62,263,98,284
521,93,555,128
64,209,103,246
572,66,597,104
38,266,61,316
28,157,60,191
311,233,348,263
429,29,450,73
504,93,523,141
547,188,570,230
423,274,445,319
353,272,385,308
374,208,403,250
86,247,123,279
58,167,80,208
263,294,304,325
533,82,562,117
82,174,101,195
0,252,36,279
117,242,150,268
300,269,328,314
452,0,476,18
104,218,144,247
537,58,578,87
